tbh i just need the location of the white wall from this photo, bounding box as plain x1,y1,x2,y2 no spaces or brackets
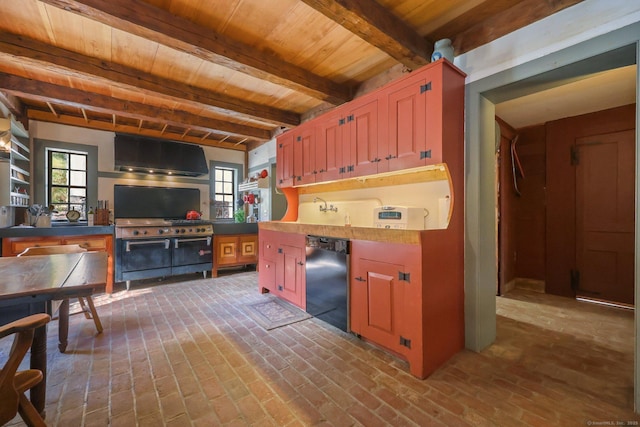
29,121,245,218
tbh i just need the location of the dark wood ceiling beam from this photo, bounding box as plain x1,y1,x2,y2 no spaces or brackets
443,0,585,55
0,73,272,141
300,0,430,70
39,0,351,104
27,110,246,151
0,32,300,127
0,90,25,119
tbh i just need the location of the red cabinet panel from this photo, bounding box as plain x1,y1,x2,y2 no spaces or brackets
351,257,405,355
349,98,380,177
316,110,345,183
276,132,294,187
258,229,305,308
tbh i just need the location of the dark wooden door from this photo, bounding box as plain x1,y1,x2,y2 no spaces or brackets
575,129,635,305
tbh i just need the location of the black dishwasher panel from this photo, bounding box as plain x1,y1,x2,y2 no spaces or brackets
305,235,349,332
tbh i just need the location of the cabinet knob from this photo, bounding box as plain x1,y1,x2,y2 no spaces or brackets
297,261,304,266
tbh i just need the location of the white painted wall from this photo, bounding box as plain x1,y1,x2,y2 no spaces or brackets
28,121,245,218
456,0,640,83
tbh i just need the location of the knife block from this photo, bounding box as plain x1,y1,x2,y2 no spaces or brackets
95,208,109,225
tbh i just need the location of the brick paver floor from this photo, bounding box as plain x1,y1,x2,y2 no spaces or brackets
3,270,639,426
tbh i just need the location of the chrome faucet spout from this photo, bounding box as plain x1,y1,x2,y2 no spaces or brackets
313,197,328,212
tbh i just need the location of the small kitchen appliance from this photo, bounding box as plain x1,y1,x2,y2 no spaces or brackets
373,206,429,230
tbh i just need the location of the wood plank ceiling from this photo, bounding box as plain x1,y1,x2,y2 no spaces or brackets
0,0,584,151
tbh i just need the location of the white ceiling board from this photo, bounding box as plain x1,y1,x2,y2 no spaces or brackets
495,65,636,129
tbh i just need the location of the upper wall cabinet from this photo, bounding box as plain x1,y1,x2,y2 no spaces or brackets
276,59,466,188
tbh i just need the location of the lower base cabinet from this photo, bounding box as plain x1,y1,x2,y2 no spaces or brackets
350,237,464,379
212,234,258,277
1,234,115,294
258,229,305,308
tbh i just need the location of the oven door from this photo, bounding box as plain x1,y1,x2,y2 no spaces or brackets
172,236,213,275
116,238,172,281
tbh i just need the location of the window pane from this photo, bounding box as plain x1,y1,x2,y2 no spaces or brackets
215,182,223,193
223,182,232,193
52,169,68,185
51,152,68,169
70,170,86,186
70,154,86,170
51,187,68,203
215,169,223,180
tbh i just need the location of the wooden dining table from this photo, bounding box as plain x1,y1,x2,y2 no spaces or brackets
0,251,108,417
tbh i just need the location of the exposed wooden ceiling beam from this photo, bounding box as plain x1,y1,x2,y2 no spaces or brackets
440,0,585,55
0,90,24,118
39,0,352,105
0,32,300,127
27,110,245,151
0,73,273,141
300,0,430,70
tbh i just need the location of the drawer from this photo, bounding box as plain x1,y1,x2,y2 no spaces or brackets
8,238,65,256
261,239,278,261
64,237,107,251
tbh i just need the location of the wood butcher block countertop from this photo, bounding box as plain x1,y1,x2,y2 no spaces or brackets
259,221,423,245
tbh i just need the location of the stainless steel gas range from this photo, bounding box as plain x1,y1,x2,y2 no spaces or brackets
113,185,213,289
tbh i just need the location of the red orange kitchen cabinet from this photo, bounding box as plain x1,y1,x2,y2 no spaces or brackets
258,229,305,308
315,110,344,183
296,122,317,185
380,59,465,173
276,59,466,187
347,96,381,177
350,233,464,379
315,95,381,181
276,132,295,187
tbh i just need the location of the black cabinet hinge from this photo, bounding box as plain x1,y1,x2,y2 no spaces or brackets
399,336,412,349
420,82,432,93
347,165,354,172
570,146,579,166
277,285,283,291
398,271,410,282
278,143,283,148
347,114,354,122
339,167,346,174
296,136,301,142
339,118,345,126
420,150,432,159
277,248,283,254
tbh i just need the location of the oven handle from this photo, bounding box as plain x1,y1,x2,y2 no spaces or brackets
174,236,212,248
126,239,171,252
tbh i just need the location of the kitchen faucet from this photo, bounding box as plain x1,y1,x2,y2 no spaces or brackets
313,197,338,213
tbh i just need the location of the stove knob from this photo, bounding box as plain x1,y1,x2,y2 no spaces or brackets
158,229,164,234
132,230,139,236
181,229,186,233
189,228,193,233
143,230,148,235
174,229,179,234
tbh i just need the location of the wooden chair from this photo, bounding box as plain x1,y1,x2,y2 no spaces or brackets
17,245,103,335
0,313,50,427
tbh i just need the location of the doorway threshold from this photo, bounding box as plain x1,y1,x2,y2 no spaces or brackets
576,296,634,311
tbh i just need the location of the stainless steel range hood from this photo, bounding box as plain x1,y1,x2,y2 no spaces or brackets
114,134,209,177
